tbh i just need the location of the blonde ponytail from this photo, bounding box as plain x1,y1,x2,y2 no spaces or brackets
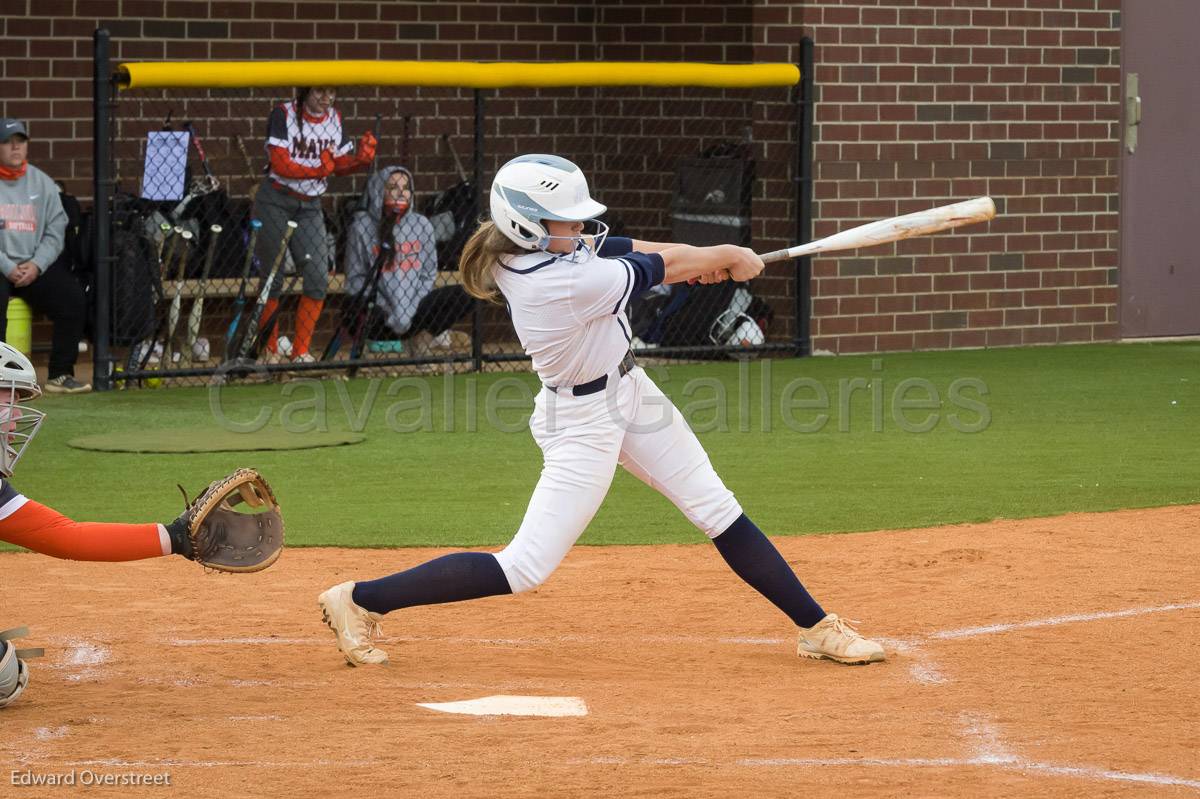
459,220,523,305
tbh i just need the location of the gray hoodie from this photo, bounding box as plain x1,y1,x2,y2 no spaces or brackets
344,165,437,337
0,163,66,277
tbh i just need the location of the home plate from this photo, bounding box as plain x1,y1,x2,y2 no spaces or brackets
416,695,588,717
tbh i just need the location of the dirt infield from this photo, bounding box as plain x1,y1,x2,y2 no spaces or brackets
2,505,1198,798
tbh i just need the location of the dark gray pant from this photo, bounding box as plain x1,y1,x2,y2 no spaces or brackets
253,181,331,300
0,262,86,379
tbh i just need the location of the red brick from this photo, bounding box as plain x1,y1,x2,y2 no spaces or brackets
912,292,950,311
911,331,949,350
1019,327,1058,345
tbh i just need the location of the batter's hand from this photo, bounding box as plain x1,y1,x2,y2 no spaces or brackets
725,247,764,282
689,270,730,286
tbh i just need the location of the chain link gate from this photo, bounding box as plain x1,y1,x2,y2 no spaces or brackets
97,54,805,389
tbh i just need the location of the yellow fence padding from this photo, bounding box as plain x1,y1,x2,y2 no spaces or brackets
116,61,800,90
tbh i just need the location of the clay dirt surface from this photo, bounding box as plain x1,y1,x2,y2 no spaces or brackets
2,505,1198,798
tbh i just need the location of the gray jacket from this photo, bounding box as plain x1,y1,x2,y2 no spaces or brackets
344,165,437,336
0,164,66,277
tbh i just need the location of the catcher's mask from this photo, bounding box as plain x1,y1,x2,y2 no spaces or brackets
0,342,44,478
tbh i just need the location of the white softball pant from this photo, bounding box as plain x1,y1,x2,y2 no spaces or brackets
494,367,743,593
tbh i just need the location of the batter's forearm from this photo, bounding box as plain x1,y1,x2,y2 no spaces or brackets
660,244,740,284
629,239,679,254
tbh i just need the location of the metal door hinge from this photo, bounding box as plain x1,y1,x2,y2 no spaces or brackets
1125,72,1142,154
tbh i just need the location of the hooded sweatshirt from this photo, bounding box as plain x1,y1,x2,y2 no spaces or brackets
344,165,437,337
0,162,66,278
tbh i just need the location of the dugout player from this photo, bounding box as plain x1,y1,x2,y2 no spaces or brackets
318,155,885,668
254,87,377,363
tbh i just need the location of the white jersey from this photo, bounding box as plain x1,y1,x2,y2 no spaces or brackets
265,102,354,197
493,237,665,388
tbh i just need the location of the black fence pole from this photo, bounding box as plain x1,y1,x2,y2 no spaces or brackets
794,36,815,357
471,88,484,372
92,28,113,389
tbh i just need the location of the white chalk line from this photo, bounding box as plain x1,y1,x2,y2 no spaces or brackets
167,600,1200,652
930,600,1200,640
571,720,1200,795
733,756,1200,790
36,638,114,683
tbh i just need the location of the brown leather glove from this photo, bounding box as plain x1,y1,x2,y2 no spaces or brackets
170,468,284,573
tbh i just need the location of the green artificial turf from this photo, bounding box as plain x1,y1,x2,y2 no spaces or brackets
4,342,1197,550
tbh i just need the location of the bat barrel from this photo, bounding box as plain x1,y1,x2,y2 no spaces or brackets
759,196,995,264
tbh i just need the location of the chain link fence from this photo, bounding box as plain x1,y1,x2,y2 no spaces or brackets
101,74,803,388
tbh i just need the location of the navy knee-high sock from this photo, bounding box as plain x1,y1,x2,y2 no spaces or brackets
712,514,826,628
351,552,513,615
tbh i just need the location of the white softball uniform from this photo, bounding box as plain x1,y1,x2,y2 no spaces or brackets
492,238,743,593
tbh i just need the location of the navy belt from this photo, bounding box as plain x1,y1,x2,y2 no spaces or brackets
545,351,636,397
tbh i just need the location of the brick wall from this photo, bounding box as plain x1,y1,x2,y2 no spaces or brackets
752,0,1122,353
1,0,1124,355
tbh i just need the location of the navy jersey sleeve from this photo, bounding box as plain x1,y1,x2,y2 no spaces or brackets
620,252,665,296
266,105,289,149
597,236,633,258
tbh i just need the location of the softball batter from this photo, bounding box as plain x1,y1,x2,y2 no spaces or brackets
319,154,884,667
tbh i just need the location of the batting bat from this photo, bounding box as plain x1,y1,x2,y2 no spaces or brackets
183,121,218,186
250,267,303,361
226,218,263,351
237,220,297,360
162,229,193,367
154,221,173,261
184,223,222,363
759,197,996,263
234,134,260,200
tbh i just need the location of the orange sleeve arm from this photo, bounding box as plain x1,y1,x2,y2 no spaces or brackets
0,500,166,561
332,152,368,176
269,145,330,180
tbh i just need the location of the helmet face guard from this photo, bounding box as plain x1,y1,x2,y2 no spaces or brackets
0,342,43,478
0,387,44,478
490,154,608,259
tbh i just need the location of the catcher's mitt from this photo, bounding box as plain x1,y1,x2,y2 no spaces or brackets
173,468,284,573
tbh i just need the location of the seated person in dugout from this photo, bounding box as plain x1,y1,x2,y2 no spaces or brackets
0,120,89,394
344,166,472,354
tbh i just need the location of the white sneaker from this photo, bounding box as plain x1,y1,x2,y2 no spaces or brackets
318,582,388,666
797,614,886,664
257,350,286,366
291,352,317,364
43,375,92,394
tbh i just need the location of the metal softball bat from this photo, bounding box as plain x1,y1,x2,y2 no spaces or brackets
759,196,997,263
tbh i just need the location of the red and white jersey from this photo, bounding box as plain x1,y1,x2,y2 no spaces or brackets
265,102,354,197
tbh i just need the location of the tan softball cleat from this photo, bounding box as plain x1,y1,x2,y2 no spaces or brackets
797,614,886,664
318,582,389,666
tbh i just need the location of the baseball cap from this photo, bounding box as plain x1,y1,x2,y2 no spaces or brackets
0,120,28,143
